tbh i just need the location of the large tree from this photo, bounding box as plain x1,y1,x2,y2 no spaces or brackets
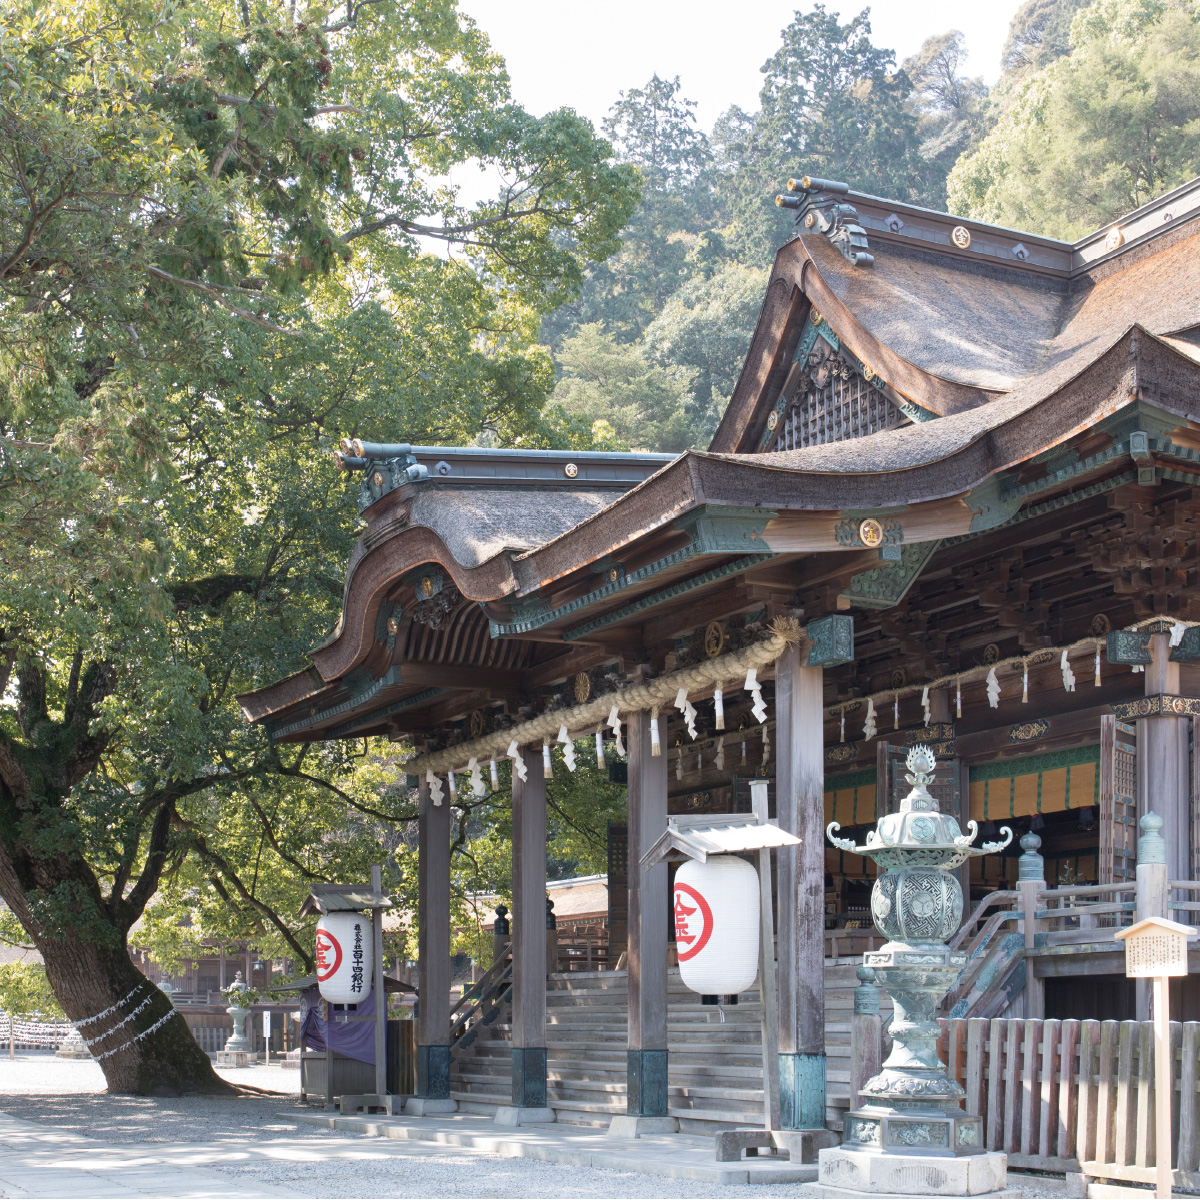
948,0,1200,237
0,0,636,1094
542,75,718,348
716,5,929,261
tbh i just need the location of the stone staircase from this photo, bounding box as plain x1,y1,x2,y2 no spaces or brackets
450,957,880,1134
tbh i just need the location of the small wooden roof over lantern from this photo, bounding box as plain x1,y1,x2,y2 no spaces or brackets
640,813,801,867
298,883,392,918
1114,916,1197,978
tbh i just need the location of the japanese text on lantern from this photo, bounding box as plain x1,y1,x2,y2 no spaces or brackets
350,923,365,993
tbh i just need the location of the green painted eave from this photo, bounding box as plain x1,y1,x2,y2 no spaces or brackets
488,505,776,639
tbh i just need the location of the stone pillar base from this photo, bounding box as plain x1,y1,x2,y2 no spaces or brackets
511,1046,547,1108
494,1105,555,1125
404,1097,458,1116
779,1052,827,1130
817,1147,1008,1195
214,1050,252,1068
607,1115,678,1139
626,1049,668,1117
416,1044,452,1100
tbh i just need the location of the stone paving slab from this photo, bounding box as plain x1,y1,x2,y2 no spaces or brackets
289,1109,818,1185
0,1112,300,1199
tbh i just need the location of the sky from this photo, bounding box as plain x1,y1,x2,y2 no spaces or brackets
458,0,1025,136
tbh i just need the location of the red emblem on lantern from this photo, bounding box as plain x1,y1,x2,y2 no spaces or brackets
315,927,343,982
674,882,714,961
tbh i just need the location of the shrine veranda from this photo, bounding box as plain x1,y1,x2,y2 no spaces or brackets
240,174,1200,1136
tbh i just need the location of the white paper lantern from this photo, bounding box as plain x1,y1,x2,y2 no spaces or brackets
315,912,373,1004
673,857,759,996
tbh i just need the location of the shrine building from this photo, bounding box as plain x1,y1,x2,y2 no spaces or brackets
240,173,1200,1136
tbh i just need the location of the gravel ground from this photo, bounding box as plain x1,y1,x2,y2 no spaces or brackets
0,1054,1075,1199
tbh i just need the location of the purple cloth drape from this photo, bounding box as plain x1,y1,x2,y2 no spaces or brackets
298,986,377,1064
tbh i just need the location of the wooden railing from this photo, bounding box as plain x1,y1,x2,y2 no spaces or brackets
1033,882,1136,950
940,1016,1200,1188
449,944,511,1054
951,890,1019,955
1168,880,1200,922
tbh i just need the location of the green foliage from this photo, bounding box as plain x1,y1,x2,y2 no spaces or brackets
550,324,696,452
948,0,1200,237
1002,0,1096,74
0,962,64,1020
716,6,930,261
641,262,769,448
542,75,715,348
902,32,989,182
0,0,637,1089
542,13,975,451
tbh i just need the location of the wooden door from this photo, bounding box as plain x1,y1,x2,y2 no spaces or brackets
1099,715,1137,883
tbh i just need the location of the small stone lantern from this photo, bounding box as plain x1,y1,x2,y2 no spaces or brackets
216,971,252,1067
824,745,1013,1195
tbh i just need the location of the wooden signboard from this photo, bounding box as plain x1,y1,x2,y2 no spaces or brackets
1116,917,1197,1198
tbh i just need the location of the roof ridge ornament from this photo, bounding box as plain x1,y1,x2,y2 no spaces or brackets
334,438,430,512
776,175,874,267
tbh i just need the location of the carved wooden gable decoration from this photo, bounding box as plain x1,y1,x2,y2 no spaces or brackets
757,312,911,454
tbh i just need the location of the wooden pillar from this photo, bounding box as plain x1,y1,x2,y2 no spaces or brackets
775,640,828,1130
751,779,781,1129
415,776,453,1105
626,709,669,1118
1135,813,1168,1022
1018,833,1045,1020
1138,632,1189,883
510,748,549,1111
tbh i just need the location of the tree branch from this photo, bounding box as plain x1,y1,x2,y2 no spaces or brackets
180,822,314,971
145,267,299,336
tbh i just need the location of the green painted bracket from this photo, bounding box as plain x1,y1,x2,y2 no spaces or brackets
807,615,854,666
838,540,941,610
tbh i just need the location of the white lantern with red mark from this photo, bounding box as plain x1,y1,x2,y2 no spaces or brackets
673,856,759,995
315,912,373,1004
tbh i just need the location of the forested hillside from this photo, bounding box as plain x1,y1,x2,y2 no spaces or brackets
548,0,1198,450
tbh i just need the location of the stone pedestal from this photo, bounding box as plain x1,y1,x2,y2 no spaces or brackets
215,1049,251,1067
55,1028,91,1060
608,1115,677,1139
404,1096,457,1116
494,1105,555,1125
818,1146,1008,1196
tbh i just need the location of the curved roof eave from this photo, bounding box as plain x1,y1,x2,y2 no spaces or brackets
240,328,1200,725
709,238,1006,454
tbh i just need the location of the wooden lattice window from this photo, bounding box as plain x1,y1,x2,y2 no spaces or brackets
1099,715,1137,884
770,337,906,451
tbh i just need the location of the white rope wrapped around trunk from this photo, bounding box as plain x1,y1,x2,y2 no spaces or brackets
406,617,803,777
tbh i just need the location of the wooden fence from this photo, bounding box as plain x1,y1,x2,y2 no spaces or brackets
939,1017,1200,1187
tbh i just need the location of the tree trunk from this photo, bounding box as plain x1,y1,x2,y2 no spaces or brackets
38,933,231,1095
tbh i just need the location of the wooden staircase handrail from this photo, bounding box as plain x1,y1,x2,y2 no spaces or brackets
450,949,513,1049
450,942,511,1022
949,890,1018,952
